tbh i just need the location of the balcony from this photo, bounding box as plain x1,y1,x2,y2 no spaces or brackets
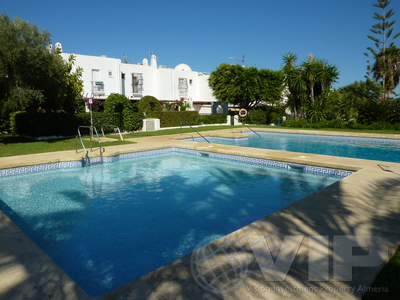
91,81,105,96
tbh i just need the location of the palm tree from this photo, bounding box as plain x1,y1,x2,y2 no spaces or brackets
372,45,400,97
282,53,339,122
282,53,306,119
301,54,339,105
301,54,320,104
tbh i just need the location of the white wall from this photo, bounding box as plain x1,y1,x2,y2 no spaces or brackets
62,52,219,113
197,74,215,101
62,53,121,99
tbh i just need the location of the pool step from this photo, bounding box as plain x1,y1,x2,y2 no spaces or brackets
287,164,306,172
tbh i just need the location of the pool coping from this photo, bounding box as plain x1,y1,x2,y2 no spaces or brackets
1,128,400,299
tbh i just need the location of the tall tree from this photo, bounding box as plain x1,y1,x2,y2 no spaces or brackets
282,53,306,119
365,0,400,97
0,13,83,120
371,45,400,96
282,53,339,122
208,63,284,111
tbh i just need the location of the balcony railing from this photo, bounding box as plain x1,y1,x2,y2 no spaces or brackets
91,81,105,96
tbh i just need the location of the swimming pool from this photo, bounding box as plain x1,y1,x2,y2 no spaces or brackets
183,132,400,163
0,148,351,296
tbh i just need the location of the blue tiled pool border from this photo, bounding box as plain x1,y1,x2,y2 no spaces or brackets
0,147,353,178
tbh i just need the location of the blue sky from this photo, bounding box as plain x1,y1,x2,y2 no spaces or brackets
3,0,400,91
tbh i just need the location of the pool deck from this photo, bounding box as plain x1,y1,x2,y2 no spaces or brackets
1,128,400,299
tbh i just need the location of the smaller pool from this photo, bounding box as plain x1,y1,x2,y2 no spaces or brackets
183,132,400,163
0,148,352,296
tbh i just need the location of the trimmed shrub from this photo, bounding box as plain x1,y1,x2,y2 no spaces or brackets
281,119,400,131
103,94,141,132
9,111,26,135
104,94,133,112
122,110,143,132
269,112,280,124
199,114,228,124
11,109,143,137
137,95,163,117
153,111,199,127
13,113,79,137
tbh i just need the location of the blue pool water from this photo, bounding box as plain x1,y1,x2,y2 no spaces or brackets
184,132,400,163
0,149,348,296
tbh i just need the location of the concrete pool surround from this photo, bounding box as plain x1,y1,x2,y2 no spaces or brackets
1,128,400,299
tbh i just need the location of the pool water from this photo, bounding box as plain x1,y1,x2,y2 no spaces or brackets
0,151,344,296
185,132,400,163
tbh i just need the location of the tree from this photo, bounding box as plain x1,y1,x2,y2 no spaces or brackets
208,63,284,111
365,0,400,97
371,45,400,96
333,79,383,121
0,13,83,128
281,53,339,122
282,53,307,119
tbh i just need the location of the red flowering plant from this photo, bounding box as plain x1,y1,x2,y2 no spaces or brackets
83,97,103,112
175,97,191,111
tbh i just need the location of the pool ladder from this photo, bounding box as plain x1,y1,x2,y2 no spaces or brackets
180,120,210,143
234,115,261,137
75,125,104,166
101,125,124,141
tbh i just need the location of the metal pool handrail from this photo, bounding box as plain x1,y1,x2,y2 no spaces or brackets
101,125,124,141
180,120,210,143
234,115,261,137
76,125,104,164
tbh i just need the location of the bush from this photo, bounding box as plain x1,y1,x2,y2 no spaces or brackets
9,111,26,135
240,109,267,125
282,119,308,128
11,110,143,137
153,111,199,127
104,94,133,112
137,95,162,117
199,114,228,124
357,100,387,125
103,94,141,131
281,119,400,131
369,121,393,130
122,110,143,132
13,113,79,137
269,112,280,124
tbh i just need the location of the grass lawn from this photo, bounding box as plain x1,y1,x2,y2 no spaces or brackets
0,124,400,297
0,135,134,157
1,125,399,158
363,244,400,299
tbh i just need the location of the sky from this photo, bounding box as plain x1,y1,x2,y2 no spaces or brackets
3,0,400,91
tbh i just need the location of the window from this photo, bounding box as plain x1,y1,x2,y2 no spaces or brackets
132,73,143,93
91,69,104,94
178,78,188,97
91,69,100,81
108,71,113,78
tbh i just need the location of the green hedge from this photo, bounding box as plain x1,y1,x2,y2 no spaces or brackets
199,114,227,124
11,111,143,137
282,119,400,131
153,111,200,127
137,95,162,117
13,112,80,137
240,108,286,125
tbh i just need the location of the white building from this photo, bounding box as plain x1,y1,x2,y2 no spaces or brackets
60,48,226,115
